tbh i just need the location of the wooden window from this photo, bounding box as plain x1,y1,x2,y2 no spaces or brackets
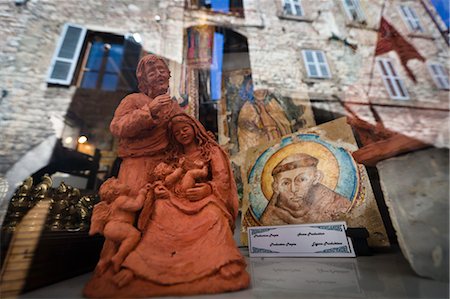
283,0,303,17
187,0,244,16
399,5,424,32
302,50,331,79
428,63,450,90
79,41,124,91
343,0,365,22
79,34,141,92
47,23,87,85
48,24,142,91
377,58,409,100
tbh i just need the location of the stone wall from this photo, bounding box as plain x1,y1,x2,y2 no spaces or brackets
0,0,184,176
0,0,448,176
240,0,448,146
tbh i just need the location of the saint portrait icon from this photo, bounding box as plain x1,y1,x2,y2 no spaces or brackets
246,134,360,226
260,153,351,225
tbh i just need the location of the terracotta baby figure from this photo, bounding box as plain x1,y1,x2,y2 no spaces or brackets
152,158,208,196
84,55,249,298
89,178,149,273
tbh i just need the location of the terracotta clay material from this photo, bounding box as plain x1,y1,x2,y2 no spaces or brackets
83,55,250,298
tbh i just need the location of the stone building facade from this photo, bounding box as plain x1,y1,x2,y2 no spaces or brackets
0,0,448,207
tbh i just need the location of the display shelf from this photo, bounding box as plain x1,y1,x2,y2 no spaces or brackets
18,247,448,299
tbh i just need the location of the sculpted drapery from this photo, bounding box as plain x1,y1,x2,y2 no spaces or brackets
83,55,249,298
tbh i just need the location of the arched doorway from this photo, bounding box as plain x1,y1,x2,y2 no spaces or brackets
182,26,251,143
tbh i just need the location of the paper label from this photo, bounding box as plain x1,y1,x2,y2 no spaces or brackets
248,222,355,257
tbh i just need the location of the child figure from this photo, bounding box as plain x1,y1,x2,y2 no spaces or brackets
152,157,208,195
89,178,150,273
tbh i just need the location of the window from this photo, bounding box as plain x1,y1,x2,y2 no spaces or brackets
377,58,409,100
342,0,365,22
399,5,424,32
282,0,303,17
187,0,244,16
79,41,124,91
302,50,331,79
428,63,450,90
47,23,142,91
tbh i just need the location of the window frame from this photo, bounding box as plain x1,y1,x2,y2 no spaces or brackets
399,5,424,33
282,0,304,17
428,63,450,90
301,50,332,79
186,0,244,17
342,0,365,22
376,58,410,100
78,39,125,91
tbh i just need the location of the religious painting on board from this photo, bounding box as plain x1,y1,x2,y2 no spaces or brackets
219,69,315,198
241,117,389,247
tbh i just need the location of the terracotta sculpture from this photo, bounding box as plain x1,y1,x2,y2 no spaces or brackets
152,157,208,195
89,178,149,273
84,55,249,298
109,54,183,194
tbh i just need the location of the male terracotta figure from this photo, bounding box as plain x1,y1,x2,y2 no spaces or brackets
109,54,183,195
84,55,249,298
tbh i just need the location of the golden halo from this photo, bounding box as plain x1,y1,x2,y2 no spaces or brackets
261,141,340,200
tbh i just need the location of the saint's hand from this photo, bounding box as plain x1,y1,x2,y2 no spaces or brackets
148,94,172,118
186,183,212,201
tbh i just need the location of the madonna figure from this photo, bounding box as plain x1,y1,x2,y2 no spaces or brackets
84,111,249,297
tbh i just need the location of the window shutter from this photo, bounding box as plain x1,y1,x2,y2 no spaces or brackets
377,58,409,100
343,0,364,22
47,23,87,85
293,0,303,16
429,63,450,89
283,0,292,15
400,5,423,32
407,6,424,32
302,50,331,79
283,0,303,16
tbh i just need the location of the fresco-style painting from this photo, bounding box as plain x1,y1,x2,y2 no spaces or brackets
219,69,315,199
242,118,389,247
220,69,311,155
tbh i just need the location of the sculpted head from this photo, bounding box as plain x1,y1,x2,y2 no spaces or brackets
172,121,195,147
136,54,171,98
271,153,323,203
153,162,174,181
99,177,131,203
167,114,216,160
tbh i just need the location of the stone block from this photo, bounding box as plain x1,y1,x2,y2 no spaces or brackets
378,148,449,281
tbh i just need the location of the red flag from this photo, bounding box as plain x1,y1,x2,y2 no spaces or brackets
375,17,425,82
